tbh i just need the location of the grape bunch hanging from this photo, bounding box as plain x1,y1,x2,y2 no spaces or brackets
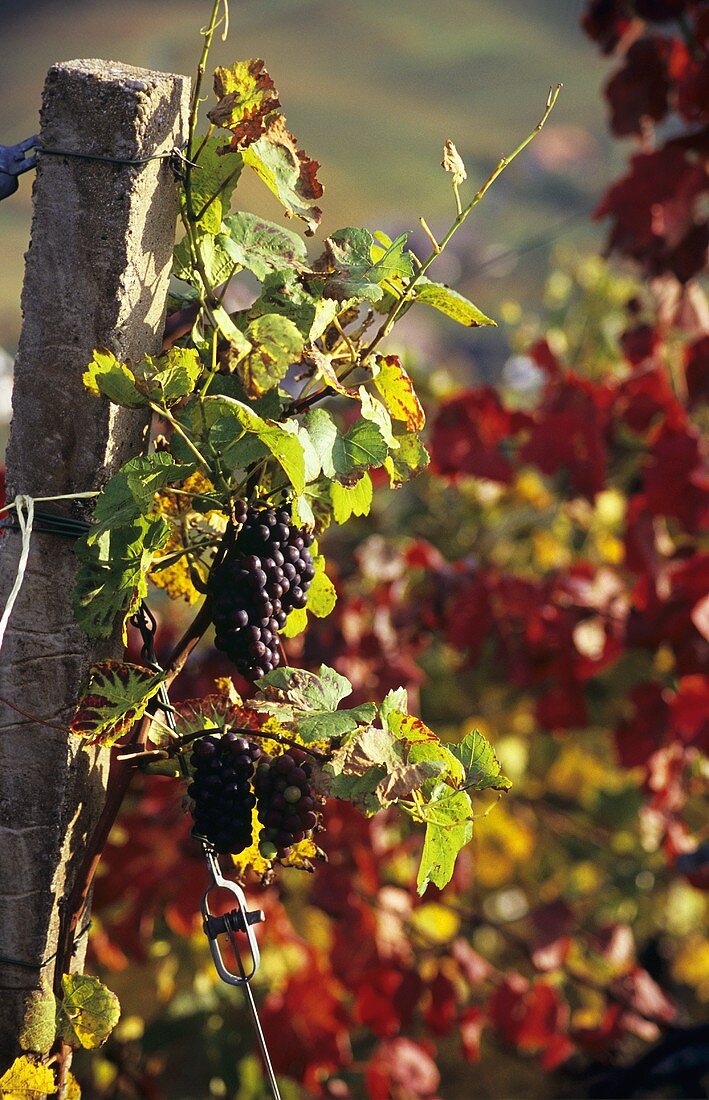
254,747,323,859
188,732,262,854
188,735,322,859
209,501,315,680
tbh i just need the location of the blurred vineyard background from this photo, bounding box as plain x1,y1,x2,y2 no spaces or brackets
1,1,707,1098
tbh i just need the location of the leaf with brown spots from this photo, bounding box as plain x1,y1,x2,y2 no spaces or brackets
208,59,281,147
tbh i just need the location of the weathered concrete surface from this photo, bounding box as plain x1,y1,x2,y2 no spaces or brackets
0,59,189,1070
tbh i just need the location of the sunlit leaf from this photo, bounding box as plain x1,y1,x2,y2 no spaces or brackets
414,281,496,327
359,386,399,449
373,355,425,431
220,211,307,280
70,661,167,747
0,1056,57,1098
243,115,323,235
450,728,512,792
254,665,374,742
237,314,304,397
384,432,430,487
417,783,474,894
57,973,121,1050
330,472,373,523
208,59,280,146
320,227,413,302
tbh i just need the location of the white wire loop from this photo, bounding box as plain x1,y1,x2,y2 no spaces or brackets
0,493,34,657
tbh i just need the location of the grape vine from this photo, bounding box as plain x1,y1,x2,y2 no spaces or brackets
4,2,562,1093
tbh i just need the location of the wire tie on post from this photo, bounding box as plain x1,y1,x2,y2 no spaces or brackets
0,494,34,657
0,920,92,972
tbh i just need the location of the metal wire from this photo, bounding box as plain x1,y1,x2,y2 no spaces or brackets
0,920,92,972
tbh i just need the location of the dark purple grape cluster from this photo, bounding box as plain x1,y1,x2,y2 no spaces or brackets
254,747,322,859
188,731,262,854
209,501,316,680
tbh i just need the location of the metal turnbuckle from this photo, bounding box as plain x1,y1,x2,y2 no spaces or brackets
201,847,264,986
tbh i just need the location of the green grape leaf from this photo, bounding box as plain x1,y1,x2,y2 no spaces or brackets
303,409,339,479
449,728,512,792
84,454,193,545
83,349,146,408
413,281,496,327
242,115,323,235
252,271,323,337
373,355,425,431
306,553,337,618
187,134,243,233
384,432,430,488
135,347,202,406
57,973,120,1050
334,421,388,473
19,984,56,1054
0,1056,57,1097
329,473,373,523
73,514,170,636
254,665,375,743
173,230,236,289
281,605,308,639
202,395,306,492
70,661,167,747
208,60,281,147
321,228,413,302
237,314,304,397
220,212,307,281
73,455,193,637
358,386,399,449
416,783,474,894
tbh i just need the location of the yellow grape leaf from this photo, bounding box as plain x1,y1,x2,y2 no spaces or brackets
230,806,324,878
154,470,219,519
57,974,120,1050
149,530,202,605
282,606,308,639
0,1056,57,1098
373,355,425,431
209,59,280,146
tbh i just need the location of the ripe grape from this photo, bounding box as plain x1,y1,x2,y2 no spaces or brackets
254,746,323,858
188,731,262,854
209,503,316,680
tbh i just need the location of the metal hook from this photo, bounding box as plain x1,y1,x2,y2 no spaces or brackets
201,847,264,985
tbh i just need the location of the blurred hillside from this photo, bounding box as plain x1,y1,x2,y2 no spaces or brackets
0,0,621,363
